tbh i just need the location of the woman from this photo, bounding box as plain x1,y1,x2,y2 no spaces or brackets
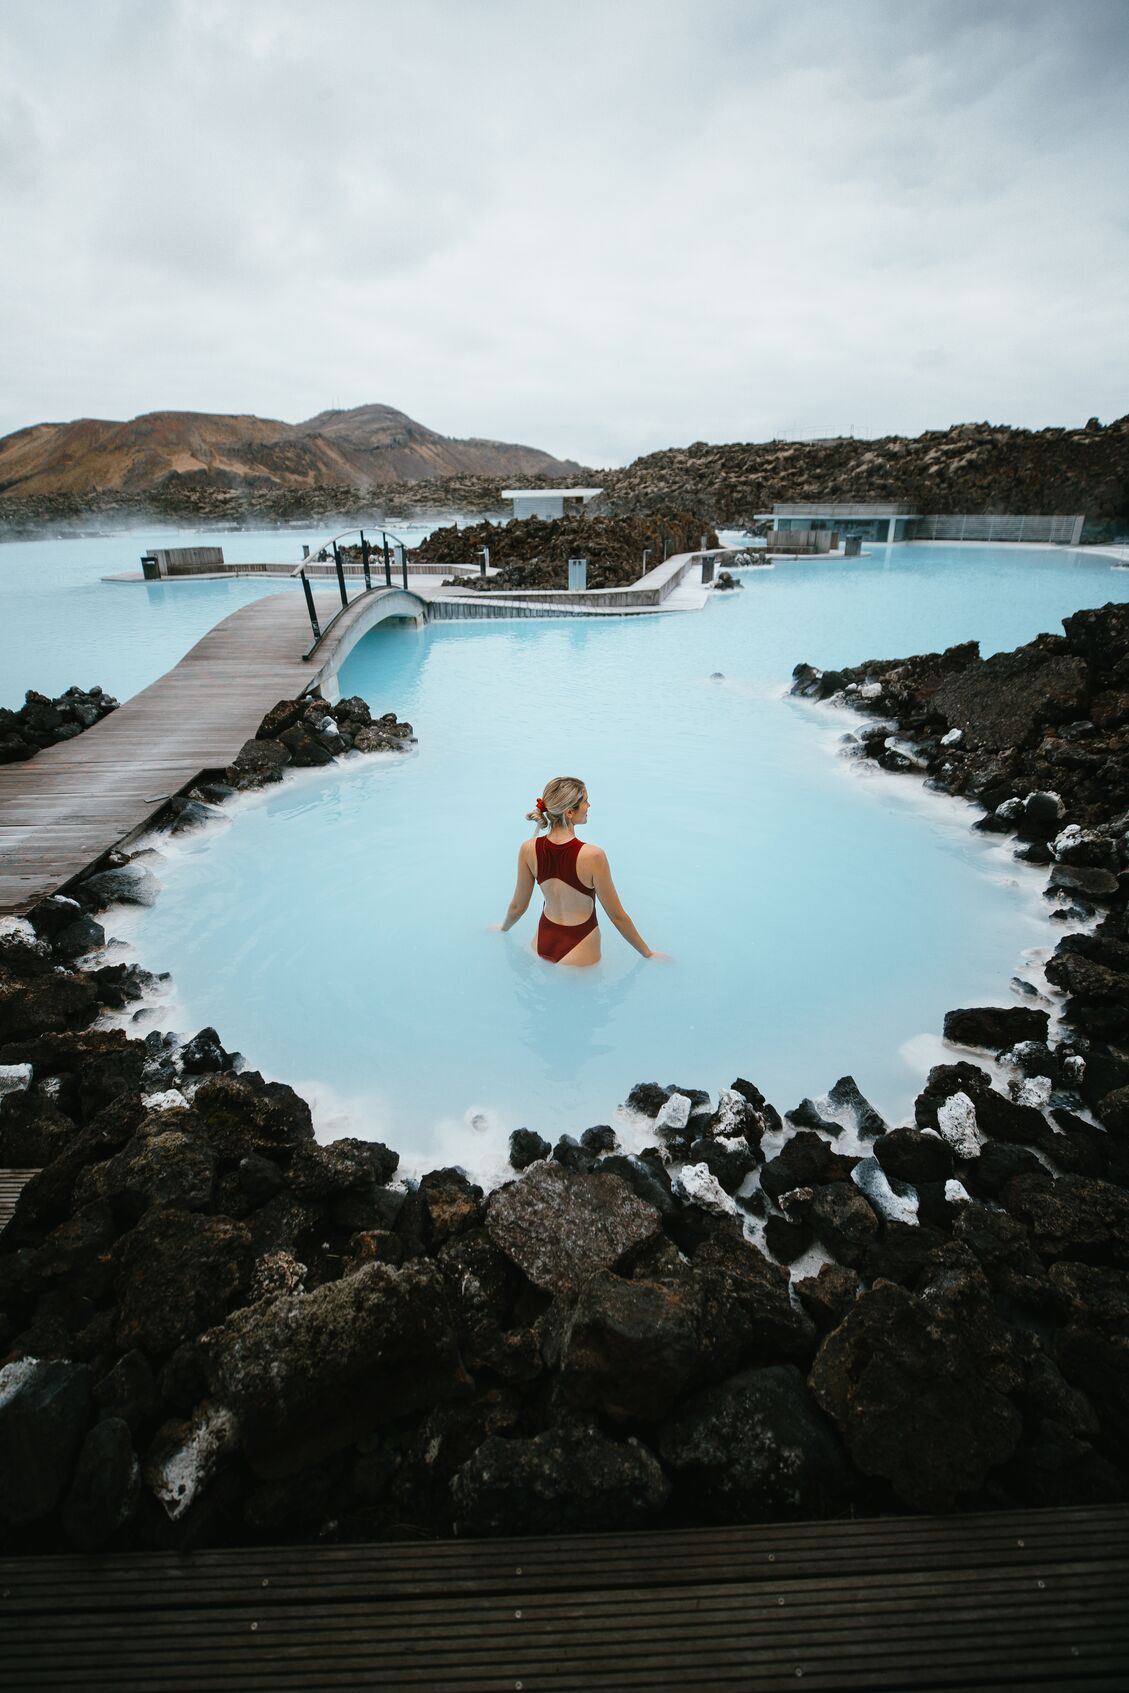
495,775,666,966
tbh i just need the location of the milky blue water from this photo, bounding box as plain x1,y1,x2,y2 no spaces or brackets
112,542,1129,1182
0,522,441,710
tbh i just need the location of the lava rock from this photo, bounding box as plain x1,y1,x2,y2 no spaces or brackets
74,1121,216,1221
0,1088,76,1166
279,723,335,767
760,1131,858,1204
180,1027,229,1074
508,1128,550,1170
112,1208,254,1357
691,1229,817,1372
796,1263,860,1331
0,1357,92,1525
808,1182,880,1269
874,1127,955,1186
485,1162,661,1295
763,1213,813,1263
580,1125,617,1154
624,1081,670,1117
62,1416,140,1550
76,863,160,910
1006,1172,1129,1266
1047,864,1120,903
190,1071,315,1166
256,700,304,740
598,1153,677,1217
943,1005,1050,1049
688,1135,758,1193
826,1076,888,1137
551,1134,596,1172
785,1097,844,1137
809,1269,1023,1511
202,1259,468,1477
450,1418,670,1537
658,1365,855,1522
555,1267,705,1420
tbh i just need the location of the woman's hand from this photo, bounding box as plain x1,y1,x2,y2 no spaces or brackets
646,950,673,962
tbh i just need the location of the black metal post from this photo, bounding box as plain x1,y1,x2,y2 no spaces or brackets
382,534,392,587
400,544,408,592
360,531,371,590
480,545,489,576
332,542,348,608
300,569,321,641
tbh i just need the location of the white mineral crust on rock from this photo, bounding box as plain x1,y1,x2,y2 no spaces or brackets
671,1163,740,1216
142,1089,189,1112
144,1401,240,1521
0,1356,42,1409
945,1179,973,1205
655,1092,692,1135
1013,1075,1053,1109
712,1088,750,1138
0,1063,33,1098
852,1156,918,1225
940,728,963,747
935,1092,982,1160
859,681,883,700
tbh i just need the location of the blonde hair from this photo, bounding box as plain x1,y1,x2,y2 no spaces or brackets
527,775,587,832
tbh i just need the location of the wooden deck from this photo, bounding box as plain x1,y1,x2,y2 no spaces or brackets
0,1166,37,1228
1,1504,1125,1690
0,588,367,915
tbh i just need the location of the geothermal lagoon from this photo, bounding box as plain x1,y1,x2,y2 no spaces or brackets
88,539,1129,1181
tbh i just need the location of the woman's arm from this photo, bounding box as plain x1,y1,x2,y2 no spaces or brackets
498,844,536,932
587,847,661,958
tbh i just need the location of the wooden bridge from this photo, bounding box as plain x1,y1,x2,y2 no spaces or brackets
1,1503,1124,1690
0,584,424,915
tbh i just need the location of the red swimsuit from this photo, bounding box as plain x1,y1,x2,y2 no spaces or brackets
535,836,598,962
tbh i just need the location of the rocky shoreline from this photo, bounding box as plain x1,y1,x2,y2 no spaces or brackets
3,618,1129,1557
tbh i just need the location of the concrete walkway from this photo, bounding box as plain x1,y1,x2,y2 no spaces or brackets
0,588,381,914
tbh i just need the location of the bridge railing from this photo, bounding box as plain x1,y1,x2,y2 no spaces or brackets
297,526,415,654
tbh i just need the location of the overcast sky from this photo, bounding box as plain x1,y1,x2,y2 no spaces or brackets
2,0,1126,465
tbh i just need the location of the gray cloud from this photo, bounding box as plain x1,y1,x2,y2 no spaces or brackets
1,0,1126,464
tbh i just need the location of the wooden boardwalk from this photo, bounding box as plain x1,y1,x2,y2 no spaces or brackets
0,587,376,915
1,1504,1125,1690
0,1166,37,1228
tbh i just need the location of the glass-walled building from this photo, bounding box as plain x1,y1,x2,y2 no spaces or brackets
762,504,1084,545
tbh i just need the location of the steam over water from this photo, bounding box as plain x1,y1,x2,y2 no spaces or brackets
109,543,1129,1181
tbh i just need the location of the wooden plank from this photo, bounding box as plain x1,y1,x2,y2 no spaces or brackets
2,1505,1121,1609
3,1508,1126,1692
0,1167,38,1228
0,587,391,914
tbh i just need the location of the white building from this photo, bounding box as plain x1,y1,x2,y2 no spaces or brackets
502,487,603,521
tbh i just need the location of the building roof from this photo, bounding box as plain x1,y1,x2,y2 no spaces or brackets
501,487,604,499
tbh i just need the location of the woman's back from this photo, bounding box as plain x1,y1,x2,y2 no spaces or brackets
533,835,596,925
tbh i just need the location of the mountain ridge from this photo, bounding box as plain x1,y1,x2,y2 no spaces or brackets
0,404,586,499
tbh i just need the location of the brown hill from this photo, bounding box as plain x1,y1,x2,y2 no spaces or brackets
0,405,584,500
